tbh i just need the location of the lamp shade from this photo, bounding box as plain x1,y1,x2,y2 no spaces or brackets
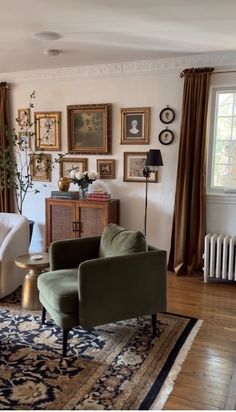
145,149,163,166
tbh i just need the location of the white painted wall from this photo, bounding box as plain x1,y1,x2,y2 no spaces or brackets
7,70,182,253
5,55,236,255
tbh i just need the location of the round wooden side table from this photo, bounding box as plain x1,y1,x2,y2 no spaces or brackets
15,253,49,311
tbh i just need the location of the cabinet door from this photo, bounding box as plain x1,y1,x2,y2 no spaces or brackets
46,200,77,246
76,203,107,238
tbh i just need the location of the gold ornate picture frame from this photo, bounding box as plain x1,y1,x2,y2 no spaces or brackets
67,103,112,154
35,111,61,151
59,157,88,178
97,159,115,179
123,152,158,183
120,107,150,144
17,108,30,128
30,153,51,182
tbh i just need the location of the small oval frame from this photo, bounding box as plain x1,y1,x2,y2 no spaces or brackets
158,129,174,145
159,106,175,124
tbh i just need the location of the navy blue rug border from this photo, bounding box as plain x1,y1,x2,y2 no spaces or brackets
139,313,199,410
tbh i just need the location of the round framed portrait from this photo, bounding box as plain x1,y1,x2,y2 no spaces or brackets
159,129,174,145
159,107,175,124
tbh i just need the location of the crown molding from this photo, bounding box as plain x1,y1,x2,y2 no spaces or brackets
2,50,236,83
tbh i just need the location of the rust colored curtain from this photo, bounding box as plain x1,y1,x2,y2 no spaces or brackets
0,82,14,212
168,67,214,276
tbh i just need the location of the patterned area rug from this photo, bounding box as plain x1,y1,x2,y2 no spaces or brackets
0,290,202,410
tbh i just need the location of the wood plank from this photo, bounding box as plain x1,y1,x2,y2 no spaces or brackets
163,272,236,410
225,363,236,410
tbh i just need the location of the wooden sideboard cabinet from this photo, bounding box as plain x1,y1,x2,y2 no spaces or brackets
45,198,120,250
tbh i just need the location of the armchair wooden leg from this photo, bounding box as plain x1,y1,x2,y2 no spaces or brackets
62,328,70,357
152,314,157,337
41,306,46,325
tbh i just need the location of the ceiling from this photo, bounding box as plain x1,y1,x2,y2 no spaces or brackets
1,0,236,73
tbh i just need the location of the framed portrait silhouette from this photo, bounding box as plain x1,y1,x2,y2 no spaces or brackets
120,107,150,144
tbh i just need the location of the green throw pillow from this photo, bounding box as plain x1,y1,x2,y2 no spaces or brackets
99,223,147,258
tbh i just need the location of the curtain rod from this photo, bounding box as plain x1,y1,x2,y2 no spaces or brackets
180,69,236,77
213,70,236,75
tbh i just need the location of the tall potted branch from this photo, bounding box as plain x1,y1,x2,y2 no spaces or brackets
0,91,61,215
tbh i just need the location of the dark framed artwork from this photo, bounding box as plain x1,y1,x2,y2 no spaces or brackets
97,159,115,179
120,107,150,144
159,129,174,145
59,157,88,178
67,103,112,154
123,152,158,183
159,106,175,124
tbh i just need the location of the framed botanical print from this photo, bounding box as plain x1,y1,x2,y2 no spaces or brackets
30,153,51,182
97,159,115,179
35,111,61,151
123,152,158,183
120,107,150,144
59,157,88,178
67,103,112,154
17,108,30,128
18,132,31,149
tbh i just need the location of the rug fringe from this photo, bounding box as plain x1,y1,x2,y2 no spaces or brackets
150,319,203,410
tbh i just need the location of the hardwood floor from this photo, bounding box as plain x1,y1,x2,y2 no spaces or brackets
164,273,236,410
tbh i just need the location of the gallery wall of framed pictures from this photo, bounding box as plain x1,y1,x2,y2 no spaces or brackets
16,99,175,183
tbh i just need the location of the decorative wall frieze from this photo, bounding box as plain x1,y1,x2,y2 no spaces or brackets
2,50,236,83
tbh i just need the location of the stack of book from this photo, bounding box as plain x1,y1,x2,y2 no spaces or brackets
51,191,81,199
86,192,111,201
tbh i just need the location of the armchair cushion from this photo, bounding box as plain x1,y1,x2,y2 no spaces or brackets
99,223,147,258
38,269,78,313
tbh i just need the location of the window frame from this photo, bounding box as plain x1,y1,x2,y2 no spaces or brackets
207,85,236,197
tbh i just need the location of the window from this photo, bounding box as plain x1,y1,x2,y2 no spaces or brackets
208,87,236,193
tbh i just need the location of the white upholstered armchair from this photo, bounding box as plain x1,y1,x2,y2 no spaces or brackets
0,213,29,298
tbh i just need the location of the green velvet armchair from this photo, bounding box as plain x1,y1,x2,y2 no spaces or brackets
37,224,167,356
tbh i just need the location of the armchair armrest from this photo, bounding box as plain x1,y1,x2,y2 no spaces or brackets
78,249,167,328
49,236,101,270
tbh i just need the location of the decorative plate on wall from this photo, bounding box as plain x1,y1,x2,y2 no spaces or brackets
159,106,175,124
159,129,174,145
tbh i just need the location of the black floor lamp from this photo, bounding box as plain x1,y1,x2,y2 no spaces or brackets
143,149,163,236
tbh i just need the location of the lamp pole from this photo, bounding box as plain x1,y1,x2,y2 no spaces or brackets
143,166,150,236
143,149,163,238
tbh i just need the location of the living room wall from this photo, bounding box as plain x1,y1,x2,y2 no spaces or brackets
7,68,183,253
3,52,236,254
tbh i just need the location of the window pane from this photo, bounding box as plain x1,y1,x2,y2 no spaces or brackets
218,93,233,116
232,117,236,140
216,117,232,140
213,164,229,187
229,165,236,186
209,89,236,191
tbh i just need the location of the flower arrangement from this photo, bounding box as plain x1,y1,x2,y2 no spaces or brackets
67,167,99,197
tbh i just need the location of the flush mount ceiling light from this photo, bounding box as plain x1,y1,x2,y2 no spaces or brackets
33,31,61,41
44,49,61,57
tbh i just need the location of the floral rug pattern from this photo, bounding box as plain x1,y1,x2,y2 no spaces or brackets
0,290,200,410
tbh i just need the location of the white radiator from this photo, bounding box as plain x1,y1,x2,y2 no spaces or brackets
204,234,236,282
